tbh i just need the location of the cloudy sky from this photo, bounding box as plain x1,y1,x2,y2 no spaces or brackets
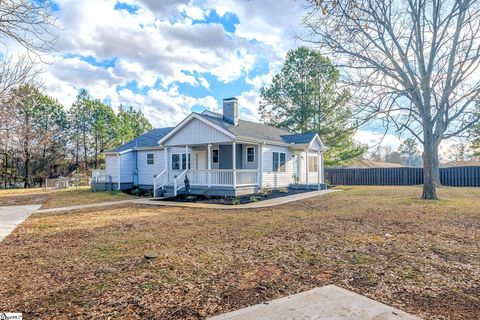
16,0,417,153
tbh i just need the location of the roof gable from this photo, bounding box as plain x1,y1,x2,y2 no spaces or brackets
162,116,234,146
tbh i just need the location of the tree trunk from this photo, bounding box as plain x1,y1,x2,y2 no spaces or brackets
422,132,440,200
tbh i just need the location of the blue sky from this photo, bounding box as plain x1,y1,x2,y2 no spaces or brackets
12,0,414,152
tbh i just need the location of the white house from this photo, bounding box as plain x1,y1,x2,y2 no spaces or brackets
101,97,326,197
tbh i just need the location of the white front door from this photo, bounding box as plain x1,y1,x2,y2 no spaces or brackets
195,151,207,170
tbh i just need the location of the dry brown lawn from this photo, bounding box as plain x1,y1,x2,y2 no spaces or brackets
0,186,134,208
0,186,479,319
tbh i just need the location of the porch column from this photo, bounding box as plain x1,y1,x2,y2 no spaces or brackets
305,149,309,187
117,153,121,190
258,144,262,187
320,152,324,183
185,146,189,169
232,141,236,187
317,149,321,187
207,144,212,187
164,146,169,184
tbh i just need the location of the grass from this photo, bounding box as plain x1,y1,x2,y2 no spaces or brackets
0,186,479,319
0,186,134,208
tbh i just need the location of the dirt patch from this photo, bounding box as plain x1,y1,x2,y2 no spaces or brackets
0,186,479,319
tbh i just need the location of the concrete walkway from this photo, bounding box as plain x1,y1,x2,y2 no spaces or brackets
36,199,138,214
209,285,421,320
0,205,41,242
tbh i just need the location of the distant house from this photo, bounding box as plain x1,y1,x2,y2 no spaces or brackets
441,160,480,167
100,97,326,197
339,159,406,169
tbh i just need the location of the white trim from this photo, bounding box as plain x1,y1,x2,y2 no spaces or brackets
306,149,309,187
232,141,236,187
246,146,255,163
308,133,326,151
207,144,212,187
317,149,321,187
158,113,235,145
117,154,121,190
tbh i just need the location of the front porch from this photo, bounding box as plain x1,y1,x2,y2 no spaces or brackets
154,142,262,197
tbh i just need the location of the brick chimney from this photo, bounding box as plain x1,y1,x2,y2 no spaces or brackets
222,97,238,126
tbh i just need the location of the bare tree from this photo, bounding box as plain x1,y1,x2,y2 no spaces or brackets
303,0,480,199
0,0,57,54
0,54,38,99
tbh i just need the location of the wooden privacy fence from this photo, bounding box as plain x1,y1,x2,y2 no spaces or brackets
325,166,480,187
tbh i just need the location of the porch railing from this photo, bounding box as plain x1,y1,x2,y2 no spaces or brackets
153,170,167,197
236,169,258,186
173,169,188,196
188,169,258,187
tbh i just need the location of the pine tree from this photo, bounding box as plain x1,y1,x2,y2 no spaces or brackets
260,47,365,166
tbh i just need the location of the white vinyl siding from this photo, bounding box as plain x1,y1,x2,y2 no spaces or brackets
261,145,293,188
164,118,233,146
105,154,119,183
119,151,135,183
137,150,165,186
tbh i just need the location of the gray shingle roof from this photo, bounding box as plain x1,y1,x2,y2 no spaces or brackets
197,112,317,145
108,112,319,153
281,132,317,144
107,127,173,152
197,112,292,143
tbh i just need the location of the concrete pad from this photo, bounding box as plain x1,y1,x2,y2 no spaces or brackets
209,285,421,320
0,205,41,242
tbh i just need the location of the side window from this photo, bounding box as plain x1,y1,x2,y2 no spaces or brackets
272,152,286,172
246,147,255,162
309,156,318,172
147,153,154,165
212,149,219,163
171,154,180,170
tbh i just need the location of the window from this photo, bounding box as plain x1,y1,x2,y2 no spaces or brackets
147,153,154,165
309,156,318,172
246,147,255,162
272,152,286,172
172,153,190,170
212,149,219,163
182,153,191,170
171,154,180,170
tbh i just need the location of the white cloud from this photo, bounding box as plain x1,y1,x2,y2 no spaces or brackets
354,130,403,151
1,0,310,129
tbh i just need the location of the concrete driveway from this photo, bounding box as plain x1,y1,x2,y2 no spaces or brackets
0,205,41,242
